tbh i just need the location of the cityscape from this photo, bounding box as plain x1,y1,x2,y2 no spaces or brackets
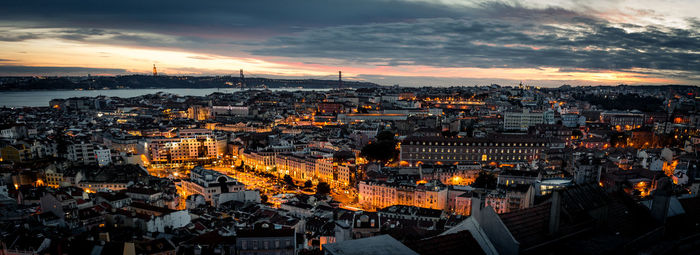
0,1,699,255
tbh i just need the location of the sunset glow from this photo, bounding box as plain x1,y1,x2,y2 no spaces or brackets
0,0,697,86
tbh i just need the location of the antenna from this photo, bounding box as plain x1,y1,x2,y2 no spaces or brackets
338,71,342,90
240,69,246,90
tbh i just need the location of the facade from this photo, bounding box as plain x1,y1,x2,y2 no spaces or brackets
400,135,564,166
147,135,225,164
242,150,276,171
66,141,98,165
337,113,408,123
180,167,244,204
212,105,249,116
94,146,112,167
503,109,553,131
358,180,448,210
236,228,296,255
276,153,315,181
0,144,32,163
562,114,586,127
78,182,129,192
601,112,645,130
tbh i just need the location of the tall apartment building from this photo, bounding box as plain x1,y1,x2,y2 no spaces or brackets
66,141,111,166
67,141,96,165
400,135,564,166
503,109,554,131
146,130,226,163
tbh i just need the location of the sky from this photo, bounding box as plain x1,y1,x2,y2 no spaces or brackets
0,0,698,87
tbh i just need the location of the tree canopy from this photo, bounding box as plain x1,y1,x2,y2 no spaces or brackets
360,130,398,163
316,182,331,195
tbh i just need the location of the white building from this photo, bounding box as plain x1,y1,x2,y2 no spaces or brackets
146,134,226,163
212,106,249,116
503,109,553,131
66,141,97,165
562,114,586,127
181,167,244,204
94,146,112,167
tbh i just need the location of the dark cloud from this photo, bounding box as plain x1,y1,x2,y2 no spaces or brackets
253,17,699,80
356,74,596,87
0,0,697,83
0,66,129,75
0,33,40,42
0,0,472,36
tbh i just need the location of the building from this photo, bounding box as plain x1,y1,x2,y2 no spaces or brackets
562,114,585,127
242,150,276,171
601,112,645,130
0,144,32,163
146,134,225,164
236,227,296,255
212,105,249,116
66,141,99,165
317,102,345,114
503,109,554,131
94,146,112,167
358,180,448,210
180,167,244,204
323,235,418,255
337,113,408,123
187,106,211,121
275,153,316,181
400,135,564,166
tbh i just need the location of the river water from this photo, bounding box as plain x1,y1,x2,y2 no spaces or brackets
0,88,329,107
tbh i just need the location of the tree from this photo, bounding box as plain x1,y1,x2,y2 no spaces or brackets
360,130,398,163
471,171,497,189
610,132,628,147
316,182,331,196
375,130,395,141
304,180,313,188
283,175,295,187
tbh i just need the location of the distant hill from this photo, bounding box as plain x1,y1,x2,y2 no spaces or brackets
0,75,382,91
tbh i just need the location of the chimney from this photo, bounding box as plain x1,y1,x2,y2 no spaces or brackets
650,177,672,223
470,197,482,221
418,164,423,180
99,232,110,242
549,190,561,235
123,242,136,255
